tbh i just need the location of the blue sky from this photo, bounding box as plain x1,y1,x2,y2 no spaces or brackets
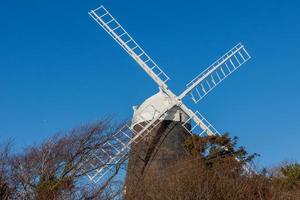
0,0,299,167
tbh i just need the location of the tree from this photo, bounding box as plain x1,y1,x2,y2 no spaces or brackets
183,133,257,170
0,143,12,200
127,133,266,200
2,122,300,199
1,119,127,200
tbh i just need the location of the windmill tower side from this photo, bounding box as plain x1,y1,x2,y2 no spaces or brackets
125,91,191,198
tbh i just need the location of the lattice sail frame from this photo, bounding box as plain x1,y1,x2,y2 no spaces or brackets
84,104,220,183
83,124,132,183
84,103,174,183
86,5,251,183
179,43,251,103
181,110,220,136
89,6,170,88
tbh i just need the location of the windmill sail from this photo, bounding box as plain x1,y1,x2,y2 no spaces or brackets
83,124,132,183
89,6,170,89
179,43,251,103
179,104,220,136
181,110,220,136
84,103,174,183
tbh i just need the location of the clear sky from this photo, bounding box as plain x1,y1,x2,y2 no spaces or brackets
0,0,299,167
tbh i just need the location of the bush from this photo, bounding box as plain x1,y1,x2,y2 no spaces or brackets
281,163,300,189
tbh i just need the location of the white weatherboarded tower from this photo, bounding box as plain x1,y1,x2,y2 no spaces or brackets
85,5,251,197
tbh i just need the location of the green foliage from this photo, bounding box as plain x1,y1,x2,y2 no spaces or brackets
281,163,300,188
183,133,258,169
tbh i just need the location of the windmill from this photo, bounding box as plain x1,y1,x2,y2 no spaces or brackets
84,5,251,186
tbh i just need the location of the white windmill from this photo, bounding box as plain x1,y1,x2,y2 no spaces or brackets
85,5,251,184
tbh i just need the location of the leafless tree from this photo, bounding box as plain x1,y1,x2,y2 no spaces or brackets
0,142,13,200
1,122,300,200
1,118,127,200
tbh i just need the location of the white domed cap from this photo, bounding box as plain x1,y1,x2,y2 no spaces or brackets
131,90,189,127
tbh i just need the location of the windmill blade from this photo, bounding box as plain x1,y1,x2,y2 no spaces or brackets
89,6,170,89
83,123,132,183
179,103,220,136
178,43,251,103
83,103,174,183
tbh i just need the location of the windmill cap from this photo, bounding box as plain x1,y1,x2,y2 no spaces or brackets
131,90,189,127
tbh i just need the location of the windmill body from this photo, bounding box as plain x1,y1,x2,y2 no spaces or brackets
126,90,192,196
84,5,252,191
